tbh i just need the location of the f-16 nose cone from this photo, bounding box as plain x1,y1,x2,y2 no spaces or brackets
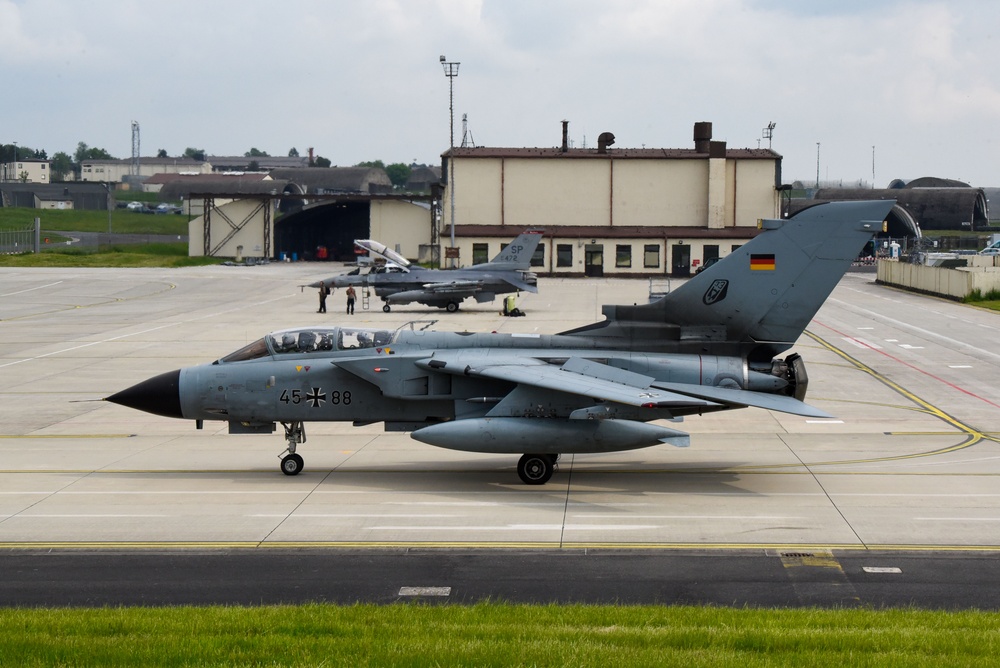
105,369,183,419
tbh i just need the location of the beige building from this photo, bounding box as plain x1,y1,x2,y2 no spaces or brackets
79,157,212,183
1,159,50,184
442,122,782,276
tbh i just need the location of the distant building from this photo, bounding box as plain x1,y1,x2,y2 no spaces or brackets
440,121,783,276
1,158,49,184
796,177,990,233
78,157,212,183
207,155,310,171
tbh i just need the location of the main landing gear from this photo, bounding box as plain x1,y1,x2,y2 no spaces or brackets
279,421,306,475
517,453,560,485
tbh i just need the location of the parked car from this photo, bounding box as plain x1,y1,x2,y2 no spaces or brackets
155,203,183,215
126,201,144,211
694,257,721,274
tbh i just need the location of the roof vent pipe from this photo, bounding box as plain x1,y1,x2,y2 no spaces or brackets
694,122,712,153
597,132,615,154
561,120,569,152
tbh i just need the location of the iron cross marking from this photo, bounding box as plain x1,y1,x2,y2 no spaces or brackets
305,388,327,408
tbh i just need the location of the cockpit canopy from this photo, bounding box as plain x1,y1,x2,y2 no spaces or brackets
218,327,396,363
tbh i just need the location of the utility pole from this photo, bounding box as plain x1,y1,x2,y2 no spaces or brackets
815,142,821,189
440,55,460,267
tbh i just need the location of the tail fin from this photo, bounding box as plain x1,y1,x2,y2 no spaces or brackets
561,201,893,358
471,230,544,271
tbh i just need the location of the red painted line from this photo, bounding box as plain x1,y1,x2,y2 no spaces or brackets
814,320,1000,411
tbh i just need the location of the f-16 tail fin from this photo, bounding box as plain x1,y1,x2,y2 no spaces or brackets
470,230,544,271
561,200,894,358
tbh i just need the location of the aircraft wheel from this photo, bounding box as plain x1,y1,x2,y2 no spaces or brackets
382,304,391,313
281,453,304,476
517,453,553,485
446,301,459,313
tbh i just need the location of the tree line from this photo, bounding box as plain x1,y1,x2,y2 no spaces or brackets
1,143,426,187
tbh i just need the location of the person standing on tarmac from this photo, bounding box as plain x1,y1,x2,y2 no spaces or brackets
346,285,356,315
317,283,329,313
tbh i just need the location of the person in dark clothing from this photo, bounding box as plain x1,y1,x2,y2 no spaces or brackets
318,284,329,313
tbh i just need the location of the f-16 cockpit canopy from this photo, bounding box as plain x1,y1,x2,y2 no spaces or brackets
217,327,396,363
354,239,411,269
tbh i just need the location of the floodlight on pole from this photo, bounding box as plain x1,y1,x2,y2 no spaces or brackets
440,55,460,266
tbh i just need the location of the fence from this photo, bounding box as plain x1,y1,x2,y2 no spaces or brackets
0,218,39,254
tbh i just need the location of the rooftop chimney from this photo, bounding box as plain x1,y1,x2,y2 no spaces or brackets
597,132,616,154
561,120,569,152
693,122,712,153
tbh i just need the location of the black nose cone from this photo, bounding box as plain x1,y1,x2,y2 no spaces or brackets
105,369,183,419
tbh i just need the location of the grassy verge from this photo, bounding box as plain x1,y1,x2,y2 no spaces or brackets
0,207,188,235
1,603,997,666
0,243,222,268
961,288,1000,312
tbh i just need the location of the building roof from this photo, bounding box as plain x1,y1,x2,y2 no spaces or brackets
802,186,989,231
269,167,392,194
453,224,763,240
159,177,288,200
445,146,781,160
208,155,310,170
80,157,207,167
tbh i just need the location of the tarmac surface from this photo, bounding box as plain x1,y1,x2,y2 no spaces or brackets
2,263,1000,606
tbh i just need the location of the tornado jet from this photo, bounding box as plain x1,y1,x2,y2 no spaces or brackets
107,201,893,485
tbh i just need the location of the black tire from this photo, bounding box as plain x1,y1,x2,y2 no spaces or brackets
517,453,553,485
382,304,391,313
446,301,459,313
281,453,304,476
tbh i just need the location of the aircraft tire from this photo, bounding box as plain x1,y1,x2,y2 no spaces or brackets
382,304,391,313
517,453,553,485
281,453,304,476
446,301,459,313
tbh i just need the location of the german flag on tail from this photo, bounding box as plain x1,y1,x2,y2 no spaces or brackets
750,254,775,271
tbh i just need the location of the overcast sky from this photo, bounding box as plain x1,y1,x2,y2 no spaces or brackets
3,0,998,186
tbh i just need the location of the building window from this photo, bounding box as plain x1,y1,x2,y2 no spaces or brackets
643,244,659,268
616,244,632,268
702,244,720,265
557,244,573,267
472,243,489,265
531,245,545,267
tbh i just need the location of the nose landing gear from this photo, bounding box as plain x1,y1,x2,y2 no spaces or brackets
279,421,306,475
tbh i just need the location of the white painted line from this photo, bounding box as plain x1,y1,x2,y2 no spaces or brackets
372,524,659,531
399,587,451,597
899,344,924,350
863,567,902,574
0,281,63,297
915,517,1000,522
857,327,874,330
949,365,973,369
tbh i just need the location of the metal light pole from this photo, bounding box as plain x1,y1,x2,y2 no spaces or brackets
103,183,113,235
440,55,460,266
815,142,820,189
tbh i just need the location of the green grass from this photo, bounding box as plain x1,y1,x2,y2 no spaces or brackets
0,603,997,666
0,242,221,268
0,207,188,235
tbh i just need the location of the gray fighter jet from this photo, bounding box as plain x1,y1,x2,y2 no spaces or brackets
107,201,892,484
313,230,542,312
